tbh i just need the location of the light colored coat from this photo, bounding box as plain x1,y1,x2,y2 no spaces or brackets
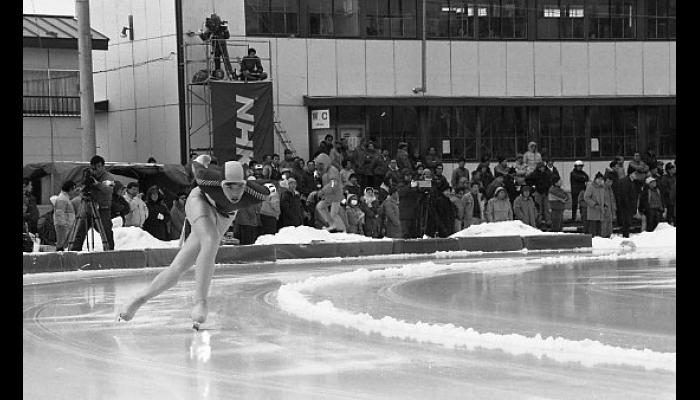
513,195,537,227
584,181,607,221
53,191,75,228
523,151,542,174
463,192,485,226
485,197,513,222
124,192,149,227
381,196,402,238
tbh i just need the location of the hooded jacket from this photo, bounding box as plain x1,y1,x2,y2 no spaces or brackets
584,180,609,221
513,194,537,227
143,186,171,241
381,195,402,238
485,188,513,222
570,168,589,194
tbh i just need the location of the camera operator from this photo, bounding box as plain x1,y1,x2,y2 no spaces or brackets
199,13,234,80
70,155,116,251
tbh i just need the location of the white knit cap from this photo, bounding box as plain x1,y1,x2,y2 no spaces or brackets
223,161,245,183
574,160,584,166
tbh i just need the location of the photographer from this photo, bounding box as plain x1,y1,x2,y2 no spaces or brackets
199,13,233,80
70,155,116,251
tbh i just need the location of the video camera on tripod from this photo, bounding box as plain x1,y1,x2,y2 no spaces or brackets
197,13,235,81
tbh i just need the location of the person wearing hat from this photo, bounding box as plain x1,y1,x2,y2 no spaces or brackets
638,176,665,232
360,186,382,237
344,194,365,234
485,186,513,223
280,177,304,228
395,142,411,172
548,176,570,232
451,157,470,189
314,152,346,232
523,142,542,174
119,155,270,328
569,160,589,222
513,185,537,228
583,172,607,237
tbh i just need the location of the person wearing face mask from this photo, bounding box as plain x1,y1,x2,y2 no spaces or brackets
118,155,270,329
344,194,365,235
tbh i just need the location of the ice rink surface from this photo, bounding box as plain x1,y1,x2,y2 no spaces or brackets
23,252,675,399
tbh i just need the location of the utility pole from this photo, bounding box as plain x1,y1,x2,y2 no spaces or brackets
421,0,427,94
76,0,96,160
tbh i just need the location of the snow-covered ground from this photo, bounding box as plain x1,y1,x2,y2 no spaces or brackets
450,220,561,237
255,225,390,245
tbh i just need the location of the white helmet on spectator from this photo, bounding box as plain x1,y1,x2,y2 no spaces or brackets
574,160,584,166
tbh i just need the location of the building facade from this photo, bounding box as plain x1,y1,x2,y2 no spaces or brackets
87,0,675,188
23,14,109,165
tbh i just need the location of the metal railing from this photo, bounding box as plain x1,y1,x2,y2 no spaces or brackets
23,96,80,116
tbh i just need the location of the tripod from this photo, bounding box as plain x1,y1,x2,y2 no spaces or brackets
65,196,110,252
209,38,235,80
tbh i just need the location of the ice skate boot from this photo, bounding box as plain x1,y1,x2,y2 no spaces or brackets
191,299,208,331
117,296,146,322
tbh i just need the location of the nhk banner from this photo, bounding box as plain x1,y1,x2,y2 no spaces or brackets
210,81,274,163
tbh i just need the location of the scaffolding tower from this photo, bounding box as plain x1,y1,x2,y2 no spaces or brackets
184,38,295,159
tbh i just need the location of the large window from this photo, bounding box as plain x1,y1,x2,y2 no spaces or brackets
588,0,635,39
426,0,451,38
479,107,528,160
646,105,676,157
539,107,586,159
245,0,299,35
647,0,676,39
590,106,638,158
538,1,585,39
23,70,80,116
308,0,360,36
364,0,417,38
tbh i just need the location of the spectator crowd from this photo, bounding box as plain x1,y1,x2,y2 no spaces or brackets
23,140,676,252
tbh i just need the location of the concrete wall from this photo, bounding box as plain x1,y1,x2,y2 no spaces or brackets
89,0,180,164
23,117,83,165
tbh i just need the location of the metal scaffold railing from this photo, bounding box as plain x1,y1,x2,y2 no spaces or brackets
183,38,295,158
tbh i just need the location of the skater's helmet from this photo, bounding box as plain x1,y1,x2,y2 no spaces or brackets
222,161,245,184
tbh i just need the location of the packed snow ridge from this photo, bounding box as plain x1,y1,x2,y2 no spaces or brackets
277,253,676,373
255,225,389,245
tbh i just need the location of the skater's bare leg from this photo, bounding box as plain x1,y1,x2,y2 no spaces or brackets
119,229,201,321
190,218,224,325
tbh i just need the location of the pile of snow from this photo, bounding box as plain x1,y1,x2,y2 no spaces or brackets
80,226,180,251
277,254,676,372
255,225,386,245
592,223,676,250
450,220,560,238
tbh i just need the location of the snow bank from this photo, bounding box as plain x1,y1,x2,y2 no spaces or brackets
80,226,180,251
277,253,676,372
255,225,387,245
450,221,560,238
592,223,676,250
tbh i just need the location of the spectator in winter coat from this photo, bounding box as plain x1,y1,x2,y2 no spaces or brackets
639,177,665,232
259,183,281,235
577,186,588,233
23,192,40,235
484,175,505,200
396,142,412,172
465,181,485,226
340,159,355,188
381,188,402,239
344,194,365,234
360,187,382,238
329,141,345,171
548,177,570,232
493,157,510,178
526,162,553,225
143,185,171,241
628,152,650,183
385,159,401,187
124,182,148,228
343,173,363,199
397,175,421,238
110,181,130,225
449,186,467,232
477,157,495,188
425,181,455,238
451,158,470,189
358,142,379,189
169,192,187,240
300,161,317,198
235,195,262,244
54,181,76,250
545,160,560,182
37,196,58,247
485,187,513,223
642,148,658,173
601,175,617,238
513,185,537,228
372,149,390,188
279,149,298,172
514,153,528,186
315,134,334,157
424,147,441,171
503,169,518,204
280,178,305,227
433,164,450,191
410,148,424,170
659,162,676,226
584,172,608,237
524,142,543,174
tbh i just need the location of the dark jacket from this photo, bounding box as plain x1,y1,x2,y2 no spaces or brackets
111,193,130,222
570,168,589,194
86,168,115,209
280,190,304,227
617,177,640,216
639,186,665,214
143,186,171,241
37,210,56,246
659,175,676,206
426,189,455,238
397,184,421,220
396,149,411,171
526,168,553,195
240,55,263,73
